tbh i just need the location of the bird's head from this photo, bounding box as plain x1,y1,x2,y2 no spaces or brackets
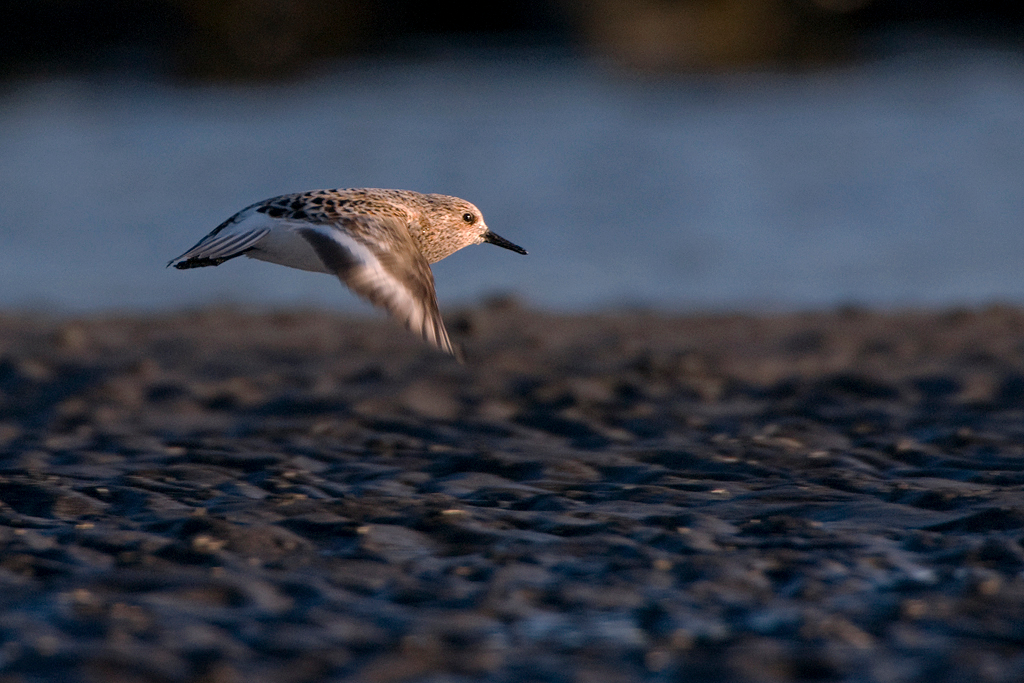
420,194,528,263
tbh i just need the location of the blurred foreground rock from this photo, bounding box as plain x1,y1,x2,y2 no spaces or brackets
2,304,1024,681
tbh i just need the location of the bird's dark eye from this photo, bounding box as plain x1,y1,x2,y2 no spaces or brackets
462,212,475,224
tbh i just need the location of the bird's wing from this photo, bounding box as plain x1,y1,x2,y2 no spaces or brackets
296,216,456,357
167,227,271,269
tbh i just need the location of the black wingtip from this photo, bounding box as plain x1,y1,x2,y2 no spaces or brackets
452,342,466,365
169,256,228,270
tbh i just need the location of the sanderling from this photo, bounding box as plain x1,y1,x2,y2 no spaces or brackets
168,188,527,358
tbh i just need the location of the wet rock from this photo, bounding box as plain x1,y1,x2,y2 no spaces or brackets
2,307,1024,681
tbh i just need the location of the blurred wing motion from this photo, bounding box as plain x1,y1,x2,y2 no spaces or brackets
296,217,456,357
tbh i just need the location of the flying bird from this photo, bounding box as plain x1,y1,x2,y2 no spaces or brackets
168,188,527,358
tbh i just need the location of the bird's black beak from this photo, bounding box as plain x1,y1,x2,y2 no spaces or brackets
483,231,528,255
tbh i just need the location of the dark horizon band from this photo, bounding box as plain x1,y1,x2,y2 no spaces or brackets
483,231,528,255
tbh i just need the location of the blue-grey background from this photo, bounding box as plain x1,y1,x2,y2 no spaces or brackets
2,14,1023,314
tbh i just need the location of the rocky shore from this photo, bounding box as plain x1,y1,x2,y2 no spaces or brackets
2,302,1024,682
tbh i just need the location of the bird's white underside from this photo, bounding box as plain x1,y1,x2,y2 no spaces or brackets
170,208,453,355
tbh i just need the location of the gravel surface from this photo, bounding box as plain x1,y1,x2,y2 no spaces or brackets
2,301,1024,682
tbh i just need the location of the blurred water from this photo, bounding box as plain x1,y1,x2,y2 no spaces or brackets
2,48,1024,314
